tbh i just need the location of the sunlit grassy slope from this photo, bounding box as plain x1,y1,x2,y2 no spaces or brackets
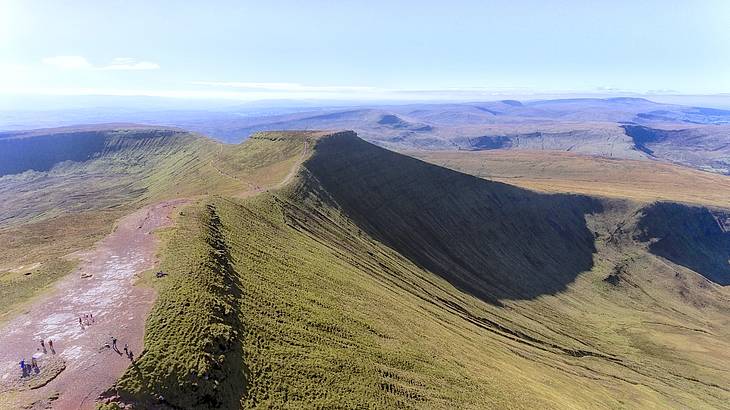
105,131,730,409
0,128,311,321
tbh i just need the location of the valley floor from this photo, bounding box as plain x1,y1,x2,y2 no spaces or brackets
408,149,730,209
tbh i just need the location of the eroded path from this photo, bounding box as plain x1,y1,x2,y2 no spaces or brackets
0,199,187,409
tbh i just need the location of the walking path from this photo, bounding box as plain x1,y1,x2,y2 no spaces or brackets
0,199,187,409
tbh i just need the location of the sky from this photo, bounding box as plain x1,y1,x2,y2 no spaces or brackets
1,0,730,103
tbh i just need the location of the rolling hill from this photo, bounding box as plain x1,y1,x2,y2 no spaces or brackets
94,131,730,409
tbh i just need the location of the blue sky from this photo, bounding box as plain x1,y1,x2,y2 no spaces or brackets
1,0,729,101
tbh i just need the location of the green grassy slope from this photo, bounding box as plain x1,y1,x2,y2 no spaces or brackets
0,128,311,320
105,131,730,409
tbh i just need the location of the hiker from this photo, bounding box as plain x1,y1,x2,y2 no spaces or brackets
40,338,46,353
112,336,120,354
31,357,38,372
48,339,55,354
79,317,82,326
128,350,134,362
20,359,27,378
124,343,129,356
90,312,94,323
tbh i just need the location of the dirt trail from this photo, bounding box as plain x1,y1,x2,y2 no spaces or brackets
0,199,187,409
275,140,310,189
236,139,310,198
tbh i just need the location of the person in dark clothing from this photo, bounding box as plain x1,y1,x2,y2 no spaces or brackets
20,359,27,378
40,339,46,353
112,336,121,354
48,339,55,354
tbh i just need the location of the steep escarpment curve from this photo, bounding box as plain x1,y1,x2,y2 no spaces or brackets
0,131,107,175
635,202,730,285
0,128,184,176
301,131,603,303
621,125,670,156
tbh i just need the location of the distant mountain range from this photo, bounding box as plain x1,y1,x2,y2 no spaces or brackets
2,97,730,174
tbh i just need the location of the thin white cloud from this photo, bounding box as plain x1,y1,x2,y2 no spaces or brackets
42,56,159,70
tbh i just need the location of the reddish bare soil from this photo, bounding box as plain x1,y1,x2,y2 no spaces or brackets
0,200,187,409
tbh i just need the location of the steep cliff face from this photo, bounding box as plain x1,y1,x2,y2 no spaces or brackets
304,131,603,302
0,131,107,175
621,125,730,174
0,128,188,176
636,202,730,285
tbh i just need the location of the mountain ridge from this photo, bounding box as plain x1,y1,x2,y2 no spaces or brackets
99,130,730,409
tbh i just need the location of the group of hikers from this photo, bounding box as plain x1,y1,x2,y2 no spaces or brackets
108,335,135,362
79,312,95,328
18,312,136,379
19,338,56,378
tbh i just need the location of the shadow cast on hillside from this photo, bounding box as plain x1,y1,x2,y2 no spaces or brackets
637,202,730,286
304,134,604,304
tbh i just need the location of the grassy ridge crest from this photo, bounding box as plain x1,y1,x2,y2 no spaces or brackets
103,202,246,408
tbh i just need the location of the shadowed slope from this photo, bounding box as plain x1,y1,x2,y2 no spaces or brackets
0,131,108,175
637,203,730,285
304,132,602,302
